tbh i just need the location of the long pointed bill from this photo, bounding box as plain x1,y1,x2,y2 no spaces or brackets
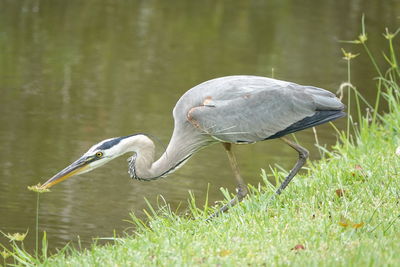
40,157,92,189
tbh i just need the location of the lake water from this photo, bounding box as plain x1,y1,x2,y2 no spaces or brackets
0,0,399,251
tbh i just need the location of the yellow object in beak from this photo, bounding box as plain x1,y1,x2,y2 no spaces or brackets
40,158,92,189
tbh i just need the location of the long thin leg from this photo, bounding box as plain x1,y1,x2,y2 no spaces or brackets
207,143,248,220
274,137,309,196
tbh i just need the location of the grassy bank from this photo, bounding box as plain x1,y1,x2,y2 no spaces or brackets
3,22,400,266
42,111,400,266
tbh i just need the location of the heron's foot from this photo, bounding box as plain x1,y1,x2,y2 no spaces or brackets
127,155,137,178
206,197,238,221
206,184,248,221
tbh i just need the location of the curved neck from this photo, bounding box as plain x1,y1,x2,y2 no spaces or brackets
127,135,157,179
128,129,213,180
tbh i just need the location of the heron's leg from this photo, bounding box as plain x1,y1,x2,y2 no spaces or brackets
207,143,248,220
274,137,309,196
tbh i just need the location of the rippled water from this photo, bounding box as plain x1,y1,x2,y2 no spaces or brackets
0,0,399,251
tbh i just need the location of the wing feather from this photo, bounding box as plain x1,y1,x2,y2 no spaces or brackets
187,85,343,143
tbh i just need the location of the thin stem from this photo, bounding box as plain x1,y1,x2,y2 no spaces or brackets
362,43,383,77
35,193,39,259
346,59,351,145
349,59,362,124
388,35,400,79
359,15,382,77
372,79,382,124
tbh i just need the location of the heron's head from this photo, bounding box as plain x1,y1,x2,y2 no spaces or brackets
40,134,146,189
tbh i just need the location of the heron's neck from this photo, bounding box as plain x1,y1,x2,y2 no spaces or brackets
128,135,157,179
128,134,186,180
129,130,212,180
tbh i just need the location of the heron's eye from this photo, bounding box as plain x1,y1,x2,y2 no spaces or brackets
95,152,103,158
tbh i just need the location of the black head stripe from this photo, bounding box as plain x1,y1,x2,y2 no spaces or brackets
95,134,140,151
95,138,123,150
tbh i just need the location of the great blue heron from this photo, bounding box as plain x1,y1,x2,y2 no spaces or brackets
40,75,345,217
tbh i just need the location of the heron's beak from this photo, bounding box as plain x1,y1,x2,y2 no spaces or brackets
40,157,93,189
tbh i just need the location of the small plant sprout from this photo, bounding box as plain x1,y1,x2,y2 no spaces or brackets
1,250,11,259
1,249,11,267
28,183,49,258
383,27,400,41
350,15,368,44
357,32,368,44
341,48,359,61
27,183,50,193
0,230,28,242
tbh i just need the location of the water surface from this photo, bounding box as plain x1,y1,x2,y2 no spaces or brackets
0,0,399,251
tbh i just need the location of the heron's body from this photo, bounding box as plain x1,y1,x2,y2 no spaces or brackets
41,75,345,218
131,75,344,179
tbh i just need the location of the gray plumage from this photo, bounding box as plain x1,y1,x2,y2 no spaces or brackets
41,75,344,218
135,75,344,180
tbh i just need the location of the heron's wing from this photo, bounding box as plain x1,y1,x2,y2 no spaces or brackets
187,85,344,143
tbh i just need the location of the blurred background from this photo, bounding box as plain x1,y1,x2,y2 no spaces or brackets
0,0,399,251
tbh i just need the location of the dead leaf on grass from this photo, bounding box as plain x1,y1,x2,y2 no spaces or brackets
291,244,305,251
218,250,232,257
335,189,346,197
339,216,364,229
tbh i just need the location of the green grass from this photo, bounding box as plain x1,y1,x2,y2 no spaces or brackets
36,112,400,266
2,19,400,266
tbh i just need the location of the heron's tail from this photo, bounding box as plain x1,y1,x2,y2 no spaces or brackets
265,110,346,140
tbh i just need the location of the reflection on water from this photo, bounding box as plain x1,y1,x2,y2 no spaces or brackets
0,0,399,251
